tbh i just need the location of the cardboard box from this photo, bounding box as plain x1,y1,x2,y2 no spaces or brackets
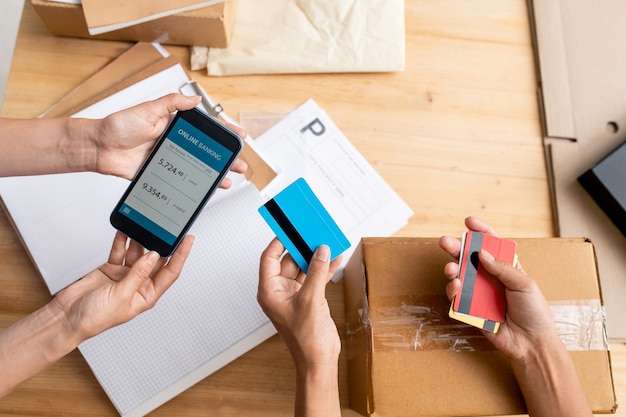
527,0,626,340
344,237,616,416
31,0,236,47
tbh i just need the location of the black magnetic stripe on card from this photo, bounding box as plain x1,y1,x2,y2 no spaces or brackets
264,199,315,263
457,232,483,314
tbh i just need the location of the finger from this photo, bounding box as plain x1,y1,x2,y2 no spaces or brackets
149,257,169,279
259,238,286,284
219,177,232,189
328,254,343,276
160,93,202,113
446,279,461,301
281,252,302,280
464,216,501,237
218,160,248,190
117,250,161,296
299,245,332,301
152,235,195,295
461,217,528,272
478,249,531,292
294,269,307,286
294,254,342,284
108,231,129,265
230,158,248,174
438,235,462,260
125,238,146,266
224,121,247,140
443,261,459,280
443,260,461,302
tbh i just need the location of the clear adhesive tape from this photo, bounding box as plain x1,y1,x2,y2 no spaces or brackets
347,298,609,353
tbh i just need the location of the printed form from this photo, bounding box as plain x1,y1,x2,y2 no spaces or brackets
251,99,413,278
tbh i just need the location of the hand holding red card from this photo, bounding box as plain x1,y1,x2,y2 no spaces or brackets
449,231,518,333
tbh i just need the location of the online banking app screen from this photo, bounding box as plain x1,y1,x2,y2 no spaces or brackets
119,117,234,245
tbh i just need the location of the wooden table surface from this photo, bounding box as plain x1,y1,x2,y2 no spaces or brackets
0,1,623,416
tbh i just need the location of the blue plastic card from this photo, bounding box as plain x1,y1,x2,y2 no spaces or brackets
258,178,351,273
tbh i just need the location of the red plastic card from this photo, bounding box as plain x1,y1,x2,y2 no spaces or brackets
450,231,517,332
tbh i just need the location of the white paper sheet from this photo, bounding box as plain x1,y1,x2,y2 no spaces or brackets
251,99,413,280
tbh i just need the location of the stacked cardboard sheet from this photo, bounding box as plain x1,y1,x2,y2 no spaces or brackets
31,0,236,46
528,0,626,341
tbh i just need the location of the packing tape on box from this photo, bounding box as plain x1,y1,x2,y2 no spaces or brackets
345,295,495,354
366,302,494,352
346,298,608,354
550,299,609,351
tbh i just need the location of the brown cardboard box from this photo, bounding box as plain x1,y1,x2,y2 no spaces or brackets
31,0,236,47
527,1,626,341
344,237,616,416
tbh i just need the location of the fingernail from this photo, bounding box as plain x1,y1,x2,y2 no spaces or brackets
315,245,330,262
146,251,160,265
480,249,495,262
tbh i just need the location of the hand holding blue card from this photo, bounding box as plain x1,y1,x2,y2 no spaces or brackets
258,178,351,273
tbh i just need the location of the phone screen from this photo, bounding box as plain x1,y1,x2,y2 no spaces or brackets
111,109,242,255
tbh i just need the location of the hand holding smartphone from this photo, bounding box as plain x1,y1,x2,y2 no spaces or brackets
110,107,243,256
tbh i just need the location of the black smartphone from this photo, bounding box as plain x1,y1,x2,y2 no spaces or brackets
110,107,244,256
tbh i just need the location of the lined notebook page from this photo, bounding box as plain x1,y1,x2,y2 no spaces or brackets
79,182,276,417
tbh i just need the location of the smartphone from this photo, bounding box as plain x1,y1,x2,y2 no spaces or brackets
110,107,244,256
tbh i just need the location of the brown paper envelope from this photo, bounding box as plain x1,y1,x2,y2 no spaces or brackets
61,56,180,117
81,0,222,34
41,42,170,118
239,145,276,191
41,41,276,190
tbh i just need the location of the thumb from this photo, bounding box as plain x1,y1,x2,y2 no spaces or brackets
478,249,528,292
166,93,202,112
118,251,160,295
301,245,332,300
